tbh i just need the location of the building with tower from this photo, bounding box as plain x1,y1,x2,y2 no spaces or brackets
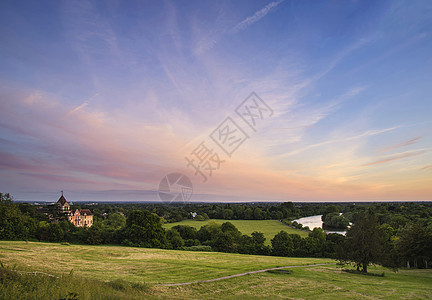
55,192,93,227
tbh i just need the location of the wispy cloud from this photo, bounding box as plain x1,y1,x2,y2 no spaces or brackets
231,0,284,34
195,0,284,55
379,136,422,153
62,1,118,55
420,165,432,171
0,88,193,190
195,35,220,55
65,93,98,117
362,150,426,167
311,38,372,83
66,102,89,116
275,124,399,159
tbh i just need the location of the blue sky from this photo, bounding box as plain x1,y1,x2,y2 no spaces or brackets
0,0,431,202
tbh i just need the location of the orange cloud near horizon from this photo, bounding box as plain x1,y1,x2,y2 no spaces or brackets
1,87,431,202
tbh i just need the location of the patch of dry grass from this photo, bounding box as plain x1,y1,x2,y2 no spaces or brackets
1,241,432,299
0,241,332,284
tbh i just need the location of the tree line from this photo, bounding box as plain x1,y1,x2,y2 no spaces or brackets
1,193,431,272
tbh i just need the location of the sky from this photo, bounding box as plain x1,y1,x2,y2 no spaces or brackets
0,0,431,202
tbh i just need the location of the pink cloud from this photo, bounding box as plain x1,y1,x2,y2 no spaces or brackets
361,150,426,167
420,165,432,171
379,136,422,153
0,88,191,191
2,86,431,202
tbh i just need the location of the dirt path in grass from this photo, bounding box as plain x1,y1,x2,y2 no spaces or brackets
156,263,334,286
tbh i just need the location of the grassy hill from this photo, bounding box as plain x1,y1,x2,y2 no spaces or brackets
164,219,309,244
1,241,432,299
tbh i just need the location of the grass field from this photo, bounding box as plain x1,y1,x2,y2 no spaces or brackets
1,241,432,299
164,219,309,244
0,241,326,284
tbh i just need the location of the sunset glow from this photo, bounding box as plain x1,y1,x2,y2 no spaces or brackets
1,1,431,202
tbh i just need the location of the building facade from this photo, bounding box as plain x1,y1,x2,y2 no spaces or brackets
55,193,93,227
69,209,93,227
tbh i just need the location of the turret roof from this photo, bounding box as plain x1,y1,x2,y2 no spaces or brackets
57,195,68,206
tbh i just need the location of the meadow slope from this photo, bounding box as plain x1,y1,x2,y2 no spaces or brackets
1,241,431,299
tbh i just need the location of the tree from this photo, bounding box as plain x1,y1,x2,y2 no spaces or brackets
396,223,432,269
253,208,265,220
271,231,293,257
0,193,34,240
197,221,222,242
48,223,64,242
211,222,242,252
86,223,103,245
194,215,205,221
104,212,126,230
236,231,270,255
290,234,307,257
222,209,234,220
237,235,253,254
324,233,345,258
280,202,299,218
172,225,197,240
305,228,326,257
243,208,253,220
122,210,166,248
221,222,241,237
213,232,235,252
250,231,269,255
323,212,349,230
166,229,184,249
337,211,384,273
379,224,399,271
388,215,409,230
321,205,339,222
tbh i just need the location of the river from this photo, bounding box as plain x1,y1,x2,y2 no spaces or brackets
292,215,346,235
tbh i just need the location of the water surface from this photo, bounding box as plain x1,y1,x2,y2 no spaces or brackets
293,215,346,235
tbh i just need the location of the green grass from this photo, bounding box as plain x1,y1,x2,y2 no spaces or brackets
154,265,432,299
1,241,432,299
0,241,327,284
164,219,309,244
